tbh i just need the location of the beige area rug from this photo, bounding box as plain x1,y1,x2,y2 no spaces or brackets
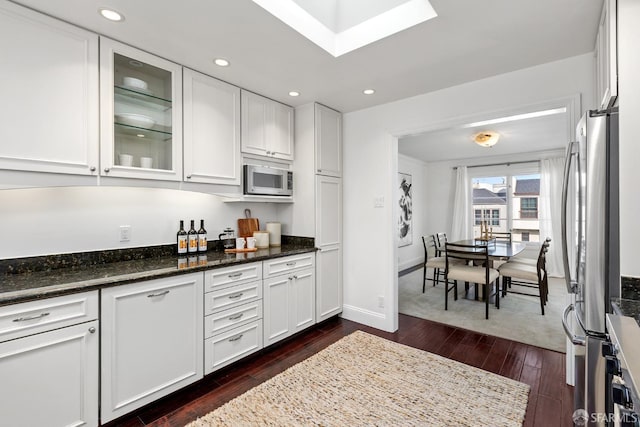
400,268,568,352
188,331,529,427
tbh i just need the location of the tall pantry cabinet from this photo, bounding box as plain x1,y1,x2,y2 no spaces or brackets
292,103,343,322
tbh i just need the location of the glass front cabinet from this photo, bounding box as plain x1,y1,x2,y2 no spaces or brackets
100,37,183,181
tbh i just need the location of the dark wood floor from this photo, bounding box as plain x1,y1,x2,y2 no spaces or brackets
105,314,574,427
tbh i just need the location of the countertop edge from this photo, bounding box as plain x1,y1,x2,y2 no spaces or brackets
0,246,317,307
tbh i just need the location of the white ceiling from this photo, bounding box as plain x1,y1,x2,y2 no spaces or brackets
399,110,569,163
11,0,603,113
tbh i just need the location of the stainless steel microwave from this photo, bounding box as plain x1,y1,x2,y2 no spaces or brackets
243,165,293,196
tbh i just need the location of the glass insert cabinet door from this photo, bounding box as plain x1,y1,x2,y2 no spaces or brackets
99,37,183,181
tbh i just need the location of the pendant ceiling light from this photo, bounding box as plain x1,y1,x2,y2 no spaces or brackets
473,131,500,147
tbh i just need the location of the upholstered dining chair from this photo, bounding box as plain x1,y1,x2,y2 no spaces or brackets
510,238,551,266
435,232,448,257
491,232,512,243
421,235,446,292
497,244,549,315
444,242,500,319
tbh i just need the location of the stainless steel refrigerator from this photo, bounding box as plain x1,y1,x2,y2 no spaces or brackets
562,108,620,424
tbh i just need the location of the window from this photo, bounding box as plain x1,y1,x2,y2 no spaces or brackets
472,172,543,242
475,209,500,226
520,198,538,219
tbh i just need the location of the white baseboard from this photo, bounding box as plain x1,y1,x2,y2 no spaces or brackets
341,304,394,332
398,257,423,273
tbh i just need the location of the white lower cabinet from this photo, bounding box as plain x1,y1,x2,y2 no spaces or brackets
263,255,316,347
100,273,203,423
0,291,99,427
316,244,343,321
203,262,263,375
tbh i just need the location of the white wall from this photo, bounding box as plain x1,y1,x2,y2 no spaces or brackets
618,0,640,278
0,186,278,259
397,154,427,271
343,53,594,332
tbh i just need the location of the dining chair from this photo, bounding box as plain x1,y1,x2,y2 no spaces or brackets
491,232,512,243
421,235,446,292
435,232,448,256
444,242,500,319
510,238,551,266
497,244,549,315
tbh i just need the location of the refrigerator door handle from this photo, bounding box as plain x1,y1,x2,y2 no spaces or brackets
561,141,578,294
562,304,586,346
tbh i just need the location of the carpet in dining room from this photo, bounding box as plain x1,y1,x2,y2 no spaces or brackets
399,268,567,352
186,330,530,427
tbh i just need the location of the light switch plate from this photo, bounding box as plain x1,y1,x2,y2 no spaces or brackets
374,196,384,208
119,225,131,242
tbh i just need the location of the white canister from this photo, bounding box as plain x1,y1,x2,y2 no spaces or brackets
253,231,269,249
266,222,281,247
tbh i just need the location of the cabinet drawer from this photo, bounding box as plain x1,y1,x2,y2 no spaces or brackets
205,320,263,374
204,301,262,339
205,281,262,314
263,253,315,278
204,262,262,292
0,291,98,343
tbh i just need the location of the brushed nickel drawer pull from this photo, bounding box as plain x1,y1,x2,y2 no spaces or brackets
228,313,244,321
228,272,243,278
13,312,50,322
228,292,243,300
286,262,296,266
228,334,243,342
147,290,170,298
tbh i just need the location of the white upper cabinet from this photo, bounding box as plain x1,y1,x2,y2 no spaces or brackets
183,68,241,185
595,0,617,109
0,0,99,175
241,90,294,161
315,104,342,177
100,37,183,181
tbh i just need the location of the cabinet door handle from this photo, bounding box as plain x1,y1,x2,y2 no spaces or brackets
228,272,243,278
104,168,110,173
12,312,50,322
293,275,298,280
186,175,192,179
228,292,243,300
89,327,96,334
228,334,244,342
286,262,296,266
228,313,244,321
147,290,170,298
90,166,96,172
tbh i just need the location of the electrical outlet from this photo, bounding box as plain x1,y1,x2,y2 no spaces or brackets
119,225,131,242
374,196,384,208
378,296,384,308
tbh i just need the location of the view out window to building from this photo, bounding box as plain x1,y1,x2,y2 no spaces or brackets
472,173,542,242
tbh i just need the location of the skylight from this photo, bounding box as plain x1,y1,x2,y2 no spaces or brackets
251,0,437,57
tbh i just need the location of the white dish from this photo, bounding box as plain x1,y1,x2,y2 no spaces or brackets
120,84,154,96
123,76,148,90
115,113,156,129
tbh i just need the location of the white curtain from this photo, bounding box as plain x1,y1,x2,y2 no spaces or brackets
540,158,565,277
451,166,472,241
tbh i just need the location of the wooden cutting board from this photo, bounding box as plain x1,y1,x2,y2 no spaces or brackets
238,209,259,238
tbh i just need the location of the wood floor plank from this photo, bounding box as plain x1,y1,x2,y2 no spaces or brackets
533,394,563,427
108,314,573,427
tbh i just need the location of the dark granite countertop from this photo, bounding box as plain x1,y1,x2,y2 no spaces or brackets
0,242,316,307
611,298,640,328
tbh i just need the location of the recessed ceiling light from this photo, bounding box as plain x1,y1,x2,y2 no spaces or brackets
288,91,300,97
214,58,230,67
136,134,145,138
99,8,124,22
363,89,375,95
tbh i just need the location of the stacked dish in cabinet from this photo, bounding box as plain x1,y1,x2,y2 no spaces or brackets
203,262,264,374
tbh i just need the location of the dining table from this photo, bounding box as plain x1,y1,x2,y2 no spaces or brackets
448,239,527,260
443,238,528,301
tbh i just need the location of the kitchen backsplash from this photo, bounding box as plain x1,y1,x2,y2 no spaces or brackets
621,276,640,300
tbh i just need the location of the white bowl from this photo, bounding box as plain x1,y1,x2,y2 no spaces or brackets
116,113,155,129
123,76,148,90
